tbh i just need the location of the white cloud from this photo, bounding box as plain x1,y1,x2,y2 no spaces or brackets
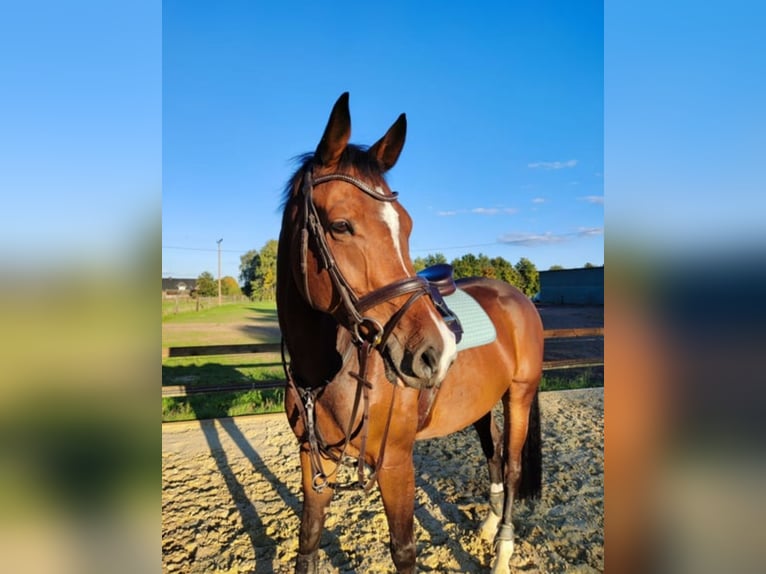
527,159,578,170
498,232,568,246
577,226,604,237
498,226,603,246
532,197,546,204
579,195,604,205
438,207,518,216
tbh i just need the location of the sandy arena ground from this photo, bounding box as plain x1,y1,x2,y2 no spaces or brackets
162,387,603,573
162,305,603,572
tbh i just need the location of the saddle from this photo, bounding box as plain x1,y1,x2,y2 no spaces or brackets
417,263,457,296
417,264,463,344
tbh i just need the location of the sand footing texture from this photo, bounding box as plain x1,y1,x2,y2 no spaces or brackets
162,388,603,573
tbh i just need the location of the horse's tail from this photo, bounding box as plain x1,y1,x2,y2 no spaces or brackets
518,390,542,500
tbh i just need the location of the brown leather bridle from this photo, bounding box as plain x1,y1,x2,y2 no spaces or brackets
284,168,442,493
298,169,433,350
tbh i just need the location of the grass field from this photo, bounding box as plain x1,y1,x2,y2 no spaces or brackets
162,298,275,323
162,294,252,318
162,388,285,422
539,369,599,392
162,300,280,350
162,300,284,421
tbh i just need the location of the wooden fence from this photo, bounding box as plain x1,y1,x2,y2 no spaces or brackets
162,328,603,398
161,294,251,317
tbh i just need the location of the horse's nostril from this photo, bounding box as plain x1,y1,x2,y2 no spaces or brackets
419,346,439,379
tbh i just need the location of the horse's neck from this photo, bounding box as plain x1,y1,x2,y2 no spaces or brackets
276,212,356,387
278,274,346,387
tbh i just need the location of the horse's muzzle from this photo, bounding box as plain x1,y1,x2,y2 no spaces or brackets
384,329,457,389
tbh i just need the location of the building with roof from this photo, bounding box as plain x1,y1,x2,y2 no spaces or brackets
537,266,603,305
162,277,197,297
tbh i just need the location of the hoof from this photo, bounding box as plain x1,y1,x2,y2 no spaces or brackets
295,551,319,574
490,537,514,574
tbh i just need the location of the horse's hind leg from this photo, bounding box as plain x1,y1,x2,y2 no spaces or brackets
473,411,504,542
491,384,541,574
295,450,335,574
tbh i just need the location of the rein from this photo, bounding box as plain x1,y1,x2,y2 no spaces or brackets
284,168,433,493
284,339,398,493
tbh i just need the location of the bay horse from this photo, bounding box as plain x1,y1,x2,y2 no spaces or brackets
277,93,543,574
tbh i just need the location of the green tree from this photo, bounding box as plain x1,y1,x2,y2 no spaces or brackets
240,240,279,300
412,252,447,272
256,240,278,301
514,257,540,297
491,256,521,287
221,276,241,296
475,253,495,278
584,262,596,268
239,249,260,297
195,271,217,297
549,264,564,271
451,253,479,279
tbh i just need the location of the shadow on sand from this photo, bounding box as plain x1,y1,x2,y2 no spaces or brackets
199,417,354,573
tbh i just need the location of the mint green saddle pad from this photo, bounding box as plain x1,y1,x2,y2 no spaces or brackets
442,288,497,351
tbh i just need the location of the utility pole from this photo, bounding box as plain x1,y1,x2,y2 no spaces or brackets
217,238,223,306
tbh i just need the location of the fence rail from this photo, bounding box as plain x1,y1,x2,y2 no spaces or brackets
162,380,285,398
161,294,251,316
163,343,281,359
542,327,603,339
162,327,603,398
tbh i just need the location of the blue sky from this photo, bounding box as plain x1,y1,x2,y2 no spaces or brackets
162,1,604,281
606,2,766,252
1,1,160,268
1,1,762,284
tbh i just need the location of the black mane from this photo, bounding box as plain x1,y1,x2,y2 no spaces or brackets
280,144,387,211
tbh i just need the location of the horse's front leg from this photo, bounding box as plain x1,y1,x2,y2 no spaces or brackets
295,448,335,574
377,458,417,573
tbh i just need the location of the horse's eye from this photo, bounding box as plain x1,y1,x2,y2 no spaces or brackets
330,220,353,235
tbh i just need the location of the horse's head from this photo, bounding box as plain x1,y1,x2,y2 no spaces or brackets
279,93,457,389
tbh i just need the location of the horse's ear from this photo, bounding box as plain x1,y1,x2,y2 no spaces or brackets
315,92,351,168
369,113,407,172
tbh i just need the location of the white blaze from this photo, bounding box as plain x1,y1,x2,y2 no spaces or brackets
379,199,458,380
379,200,408,273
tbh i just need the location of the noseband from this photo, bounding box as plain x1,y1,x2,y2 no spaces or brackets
299,169,432,349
